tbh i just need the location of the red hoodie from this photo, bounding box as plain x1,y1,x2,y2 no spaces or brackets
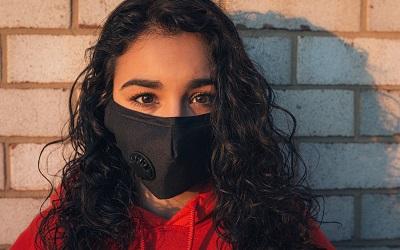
10,182,336,250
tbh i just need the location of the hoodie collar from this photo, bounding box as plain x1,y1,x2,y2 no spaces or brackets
131,180,216,229
130,181,217,250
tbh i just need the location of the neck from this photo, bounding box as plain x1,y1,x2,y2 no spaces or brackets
137,181,206,220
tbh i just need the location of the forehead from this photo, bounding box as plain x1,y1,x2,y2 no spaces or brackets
113,32,212,88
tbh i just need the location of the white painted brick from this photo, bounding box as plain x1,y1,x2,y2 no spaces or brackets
0,0,70,28
362,194,400,239
79,0,123,26
7,35,96,83
243,36,291,84
79,0,221,26
274,89,353,136
0,198,47,244
0,89,69,137
317,196,354,241
360,90,400,136
9,143,72,190
0,144,4,190
368,0,400,31
224,0,361,31
300,143,400,189
298,37,400,85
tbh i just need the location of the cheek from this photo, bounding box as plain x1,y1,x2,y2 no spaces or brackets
112,88,125,104
189,102,213,115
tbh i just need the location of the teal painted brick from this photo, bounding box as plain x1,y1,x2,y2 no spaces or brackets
297,37,400,85
274,89,353,136
318,196,354,241
300,143,400,189
243,36,291,84
362,194,400,239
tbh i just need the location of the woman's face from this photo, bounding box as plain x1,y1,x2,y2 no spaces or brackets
113,31,215,117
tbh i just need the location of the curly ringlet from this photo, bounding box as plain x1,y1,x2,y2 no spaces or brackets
36,0,328,249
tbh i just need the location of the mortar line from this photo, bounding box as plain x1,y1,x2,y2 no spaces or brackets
238,29,400,39
0,189,49,198
0,28,98,35
0,136,62,144
354,89,361,138
291,34,298,85
0,32,7,86
354,192,362,239
270,84,400,91
1,82,72,89
360,0,368,32
1,144,5,190
4,143,10,191
1,27,400,38
71,0,79,30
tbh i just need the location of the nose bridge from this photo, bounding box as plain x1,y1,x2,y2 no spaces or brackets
170,124,179,159
163,93,190,117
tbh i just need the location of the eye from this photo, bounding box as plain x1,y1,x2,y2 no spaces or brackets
190,92,215,105
129,92,158,107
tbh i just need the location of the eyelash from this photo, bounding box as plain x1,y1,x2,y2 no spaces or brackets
128,91,214,108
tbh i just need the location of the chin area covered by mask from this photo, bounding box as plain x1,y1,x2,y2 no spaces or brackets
104,98,214,199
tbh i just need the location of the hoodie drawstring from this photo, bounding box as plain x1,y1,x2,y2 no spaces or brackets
139,222,145,250
140,234,145,250
186,203,197,250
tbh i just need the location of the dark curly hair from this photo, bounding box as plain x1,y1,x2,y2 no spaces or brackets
36,0,327,249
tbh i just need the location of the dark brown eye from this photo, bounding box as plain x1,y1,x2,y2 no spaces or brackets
128,92,159,109
130,93,155,104
191,93,214,104
136,94,154,104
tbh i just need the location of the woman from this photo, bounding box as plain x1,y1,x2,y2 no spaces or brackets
11,0,335,249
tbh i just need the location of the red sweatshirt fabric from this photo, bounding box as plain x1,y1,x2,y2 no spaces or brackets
10,182,336,250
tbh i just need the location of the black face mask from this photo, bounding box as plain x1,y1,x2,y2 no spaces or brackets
103,98,213,199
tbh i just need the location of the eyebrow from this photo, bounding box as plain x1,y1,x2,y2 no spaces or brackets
119,77,213,90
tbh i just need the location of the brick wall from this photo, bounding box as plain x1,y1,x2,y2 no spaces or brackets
0,0,399,249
